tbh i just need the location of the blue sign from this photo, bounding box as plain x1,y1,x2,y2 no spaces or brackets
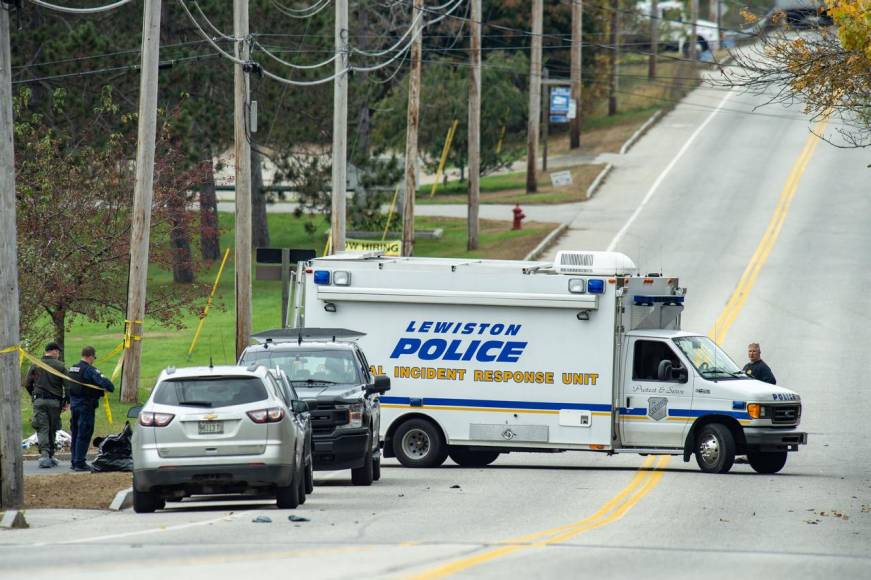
549,87,571,124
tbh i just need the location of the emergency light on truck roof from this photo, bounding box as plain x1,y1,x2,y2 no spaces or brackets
553,251,637,276
313,270,331,285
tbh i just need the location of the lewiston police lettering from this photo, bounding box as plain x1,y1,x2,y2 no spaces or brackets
384,321,599,386
389,320,528,363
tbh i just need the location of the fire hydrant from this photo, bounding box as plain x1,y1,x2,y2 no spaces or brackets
512,203,526,230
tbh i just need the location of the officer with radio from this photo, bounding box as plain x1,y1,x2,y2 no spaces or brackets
23,342,68,468
67,346,115,472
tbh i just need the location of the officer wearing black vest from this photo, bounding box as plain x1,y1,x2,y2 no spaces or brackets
23,342,68,468
743,342,776,385
67,346,115,472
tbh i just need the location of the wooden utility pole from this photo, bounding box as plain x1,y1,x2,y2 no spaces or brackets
541,68,549,171
234,0,252,360
569,0,583,149
402,0,423,257
608,0,618,116
649,0,658,80
332,0,349,253
0,6,24,509
467,0,481,251
121,0,162,402
526,0,543,193
689,0,698,62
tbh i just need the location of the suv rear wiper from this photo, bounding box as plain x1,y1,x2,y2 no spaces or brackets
177,401,213,407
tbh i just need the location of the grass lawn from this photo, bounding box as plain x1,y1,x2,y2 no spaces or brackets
20,211,555,441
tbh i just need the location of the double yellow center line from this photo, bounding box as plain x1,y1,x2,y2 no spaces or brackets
411,456,670,579
708,116,830,343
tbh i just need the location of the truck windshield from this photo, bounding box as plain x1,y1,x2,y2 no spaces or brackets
672,336,747,380
242,349,361,386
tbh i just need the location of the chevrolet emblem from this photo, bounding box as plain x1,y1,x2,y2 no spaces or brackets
203,413,218,421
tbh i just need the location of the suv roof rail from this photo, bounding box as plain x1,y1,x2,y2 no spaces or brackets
250,327,366,345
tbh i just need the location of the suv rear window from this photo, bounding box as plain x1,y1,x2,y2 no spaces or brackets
153,377,268,408
242,349,361,385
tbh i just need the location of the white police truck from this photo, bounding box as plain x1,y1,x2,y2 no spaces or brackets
295,251,807,474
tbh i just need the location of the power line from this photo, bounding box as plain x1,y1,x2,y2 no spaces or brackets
271,0,332,19
26,0,133,14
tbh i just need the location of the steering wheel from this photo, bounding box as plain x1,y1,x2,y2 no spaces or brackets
699,362,710,372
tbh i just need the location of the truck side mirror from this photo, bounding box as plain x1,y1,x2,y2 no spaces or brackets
292,400,310,414
366,375,391,395
673,367,688,383
127,405,142,419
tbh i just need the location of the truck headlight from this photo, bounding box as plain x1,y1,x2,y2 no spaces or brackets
747,403,767,419
337,402,364,428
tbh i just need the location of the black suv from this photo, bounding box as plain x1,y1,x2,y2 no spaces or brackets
239,328,390,485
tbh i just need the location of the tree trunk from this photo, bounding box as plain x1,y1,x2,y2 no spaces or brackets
251,147,270,249
50,307,65,361
169,193,194,284
200,154,220,262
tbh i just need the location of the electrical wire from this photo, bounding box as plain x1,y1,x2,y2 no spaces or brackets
193,0,240,41
271,0,332,19
252,39,337,70
26,0,133,14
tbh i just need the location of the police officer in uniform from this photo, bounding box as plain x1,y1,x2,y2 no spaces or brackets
67,346,115,472
24,342,68,468
743,342,776,385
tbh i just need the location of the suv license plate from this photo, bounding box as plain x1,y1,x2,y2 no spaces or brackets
198,421,224,435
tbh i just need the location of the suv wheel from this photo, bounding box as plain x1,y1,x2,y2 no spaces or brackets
304,458,314,494
393,419,448,468
297,463,307,505
276,472,300,509
372,456,382,481
132,487,164,514
351,443,374,486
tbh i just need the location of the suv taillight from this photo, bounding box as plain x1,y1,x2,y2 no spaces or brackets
247,407,285,424
140,412,175,427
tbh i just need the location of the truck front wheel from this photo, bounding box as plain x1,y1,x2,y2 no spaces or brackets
748,451,787,474
694,423,736,474
393,419,448,468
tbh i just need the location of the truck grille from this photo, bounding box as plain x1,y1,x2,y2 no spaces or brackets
771,405,801,424
310,408,349,434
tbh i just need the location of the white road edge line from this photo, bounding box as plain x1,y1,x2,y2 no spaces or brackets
606,89,735,253
32,512,241,546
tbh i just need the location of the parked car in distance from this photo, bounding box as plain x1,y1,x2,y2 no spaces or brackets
239,328,390,486
129,364,311,513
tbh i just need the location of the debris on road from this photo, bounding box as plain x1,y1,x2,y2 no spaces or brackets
450,484,461,489
288,515,309,522
252,516,272,523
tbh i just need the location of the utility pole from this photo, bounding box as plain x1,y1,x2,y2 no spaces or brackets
0,6,24,510
121,0,162,402
526,0,543,193
541,68,549,171
234,0,252,360
569,0,582,149
648,0,658,80
608,0,618,116
689,0,698,62
402,0,423,256
332,0,349,253
467,0,481,251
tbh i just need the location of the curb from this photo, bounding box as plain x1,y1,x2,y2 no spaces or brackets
109,487,133,511
524,223,569,261
585,163,613,200
619,110,664,155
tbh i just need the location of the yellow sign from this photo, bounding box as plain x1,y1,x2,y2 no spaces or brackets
345,238,402,256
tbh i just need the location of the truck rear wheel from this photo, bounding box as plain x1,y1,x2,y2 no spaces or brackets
694,423,735,474
393,419,448,468
748,451,788,474
449,447,500,467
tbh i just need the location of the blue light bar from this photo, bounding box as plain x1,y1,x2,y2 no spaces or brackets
313,270,331,285
587,279,605,294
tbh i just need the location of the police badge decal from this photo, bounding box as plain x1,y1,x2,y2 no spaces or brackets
648,397,668,421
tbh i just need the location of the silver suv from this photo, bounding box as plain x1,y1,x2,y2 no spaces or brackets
130,365,311,513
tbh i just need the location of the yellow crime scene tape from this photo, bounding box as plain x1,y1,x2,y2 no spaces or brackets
187,248,231,359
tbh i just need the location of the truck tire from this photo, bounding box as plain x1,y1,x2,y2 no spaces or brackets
372,456,382,481
393,418,448,468
351,442,374,486
449,448,500,467
132,487,164,514
748,451,788,474
694,423,736,474
276,472,300,509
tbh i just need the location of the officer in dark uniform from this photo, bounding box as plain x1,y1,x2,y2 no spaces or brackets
743,342,776,385
67,346,115,472
23,342,68,468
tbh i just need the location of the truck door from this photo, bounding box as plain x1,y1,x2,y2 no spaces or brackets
619,338,693,448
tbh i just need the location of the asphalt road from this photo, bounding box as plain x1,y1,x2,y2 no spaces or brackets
4,81,870,579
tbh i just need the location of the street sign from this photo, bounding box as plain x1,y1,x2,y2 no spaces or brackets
550,170,573,187
549,87,571,124
346,238,402,256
